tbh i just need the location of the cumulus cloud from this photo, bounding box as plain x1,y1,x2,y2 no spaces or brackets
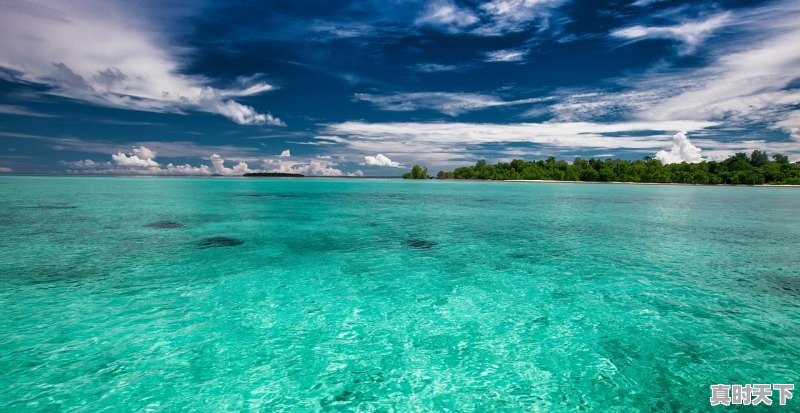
0,1,283,126
355,92,544,116
280,149,291,157
483,49,528,62
0,166,12,173
612,13,731,54
111,148,159,168
262,157,361,176
363,154,403,168
209,154,252,176
654,131,706,164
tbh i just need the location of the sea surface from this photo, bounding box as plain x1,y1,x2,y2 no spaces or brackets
1,176,798,412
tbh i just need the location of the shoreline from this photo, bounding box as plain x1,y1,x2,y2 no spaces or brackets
2,175,799,186
503,179,800,187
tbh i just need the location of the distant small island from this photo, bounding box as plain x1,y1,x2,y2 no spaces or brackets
403,151,800,185
243,172,304,177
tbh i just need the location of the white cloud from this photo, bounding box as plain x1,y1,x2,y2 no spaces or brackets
416,1,479,30
0,104,56,118
529,1,800,152
476,0,565,35
132,146,156,161
612,13,731,54
483,49,528,62
0,166,12,173
327,120,715,148
162,163,212,175
363,154,403,168
310,21,376,39
632,4,800,133
1,132,265,160
773,111,800,141
262,157,359,176
526,90,659,121
62,146,257,175
355,92,544,115
60,159,105,168
280,149,291,157
412,63,460,73
321,120,718,167
632,0,664,6
654,131,706,164
203,96,284,126
209,154,252,176
112,146,159,167
0,1,283,126
416,0,565,36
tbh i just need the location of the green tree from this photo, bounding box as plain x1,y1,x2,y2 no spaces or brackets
750,150,769,167
402,165,429,179
432,152,800,185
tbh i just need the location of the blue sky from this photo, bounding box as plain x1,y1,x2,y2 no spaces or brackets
1,0,799,175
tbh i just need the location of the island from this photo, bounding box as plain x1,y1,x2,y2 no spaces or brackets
243,172,304,178
404,151,800,185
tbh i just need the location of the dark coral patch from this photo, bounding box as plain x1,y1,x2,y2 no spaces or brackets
233,193,300,198
197,236,244,248
405,238,438,249
144,221,184,229
33,205,76,209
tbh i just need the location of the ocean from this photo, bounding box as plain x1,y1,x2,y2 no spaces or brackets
1,176,798,411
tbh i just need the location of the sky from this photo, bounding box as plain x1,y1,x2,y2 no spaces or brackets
1,0,799,176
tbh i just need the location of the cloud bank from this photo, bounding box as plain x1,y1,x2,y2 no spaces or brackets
320,120,717,166
263,157,362,176
62,145,365,176
63,145,253,176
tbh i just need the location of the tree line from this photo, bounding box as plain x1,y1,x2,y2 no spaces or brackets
402,151,800,185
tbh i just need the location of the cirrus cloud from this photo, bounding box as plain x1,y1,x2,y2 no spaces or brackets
612,13,731,54
354,92,546,116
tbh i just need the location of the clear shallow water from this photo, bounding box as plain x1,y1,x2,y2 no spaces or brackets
1,176,798,412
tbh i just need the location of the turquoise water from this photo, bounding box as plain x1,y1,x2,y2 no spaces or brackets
1,176,798,411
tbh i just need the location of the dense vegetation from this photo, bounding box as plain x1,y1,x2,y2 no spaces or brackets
243,172,304,177
404,151,800,185
402,165,430,179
